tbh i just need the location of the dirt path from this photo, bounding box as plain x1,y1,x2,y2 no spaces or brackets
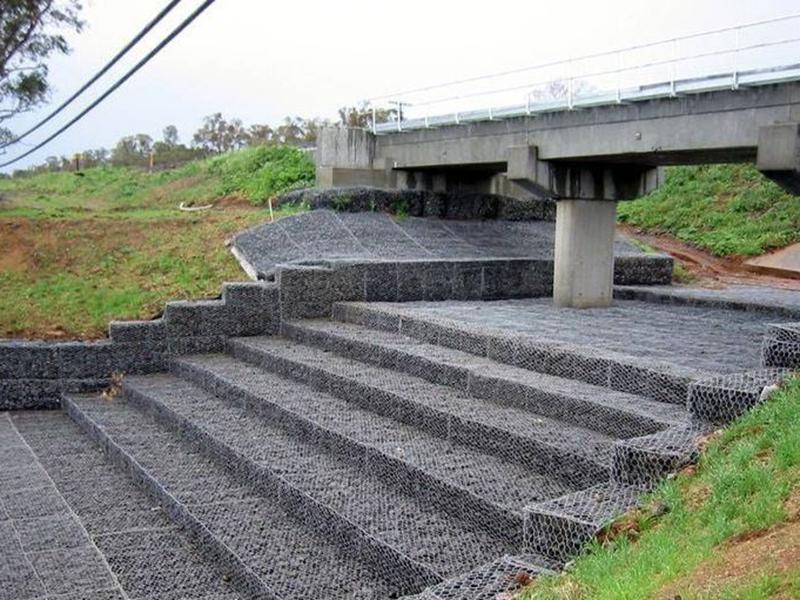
620,225,800,291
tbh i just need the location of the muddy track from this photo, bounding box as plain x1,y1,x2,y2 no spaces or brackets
619,225,800,291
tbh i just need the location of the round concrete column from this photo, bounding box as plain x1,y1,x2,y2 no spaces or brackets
553,199,617,308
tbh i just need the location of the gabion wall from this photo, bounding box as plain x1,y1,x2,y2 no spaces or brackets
0,282,279,410
276,186,557,221
0,255,671,410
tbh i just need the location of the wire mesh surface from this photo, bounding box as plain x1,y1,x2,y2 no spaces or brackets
367,298,789,373
1,411,244,600
233,209,647,276
2,279,793,598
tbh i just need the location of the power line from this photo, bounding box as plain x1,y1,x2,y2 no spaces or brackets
0,0,183,151
0,0,217,169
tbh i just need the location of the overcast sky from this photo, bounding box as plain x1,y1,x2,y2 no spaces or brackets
2,0,799,171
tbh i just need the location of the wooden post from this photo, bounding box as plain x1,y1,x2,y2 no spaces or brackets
149,150,155,172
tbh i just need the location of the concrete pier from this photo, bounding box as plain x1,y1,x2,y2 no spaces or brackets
315,82,800,307
553,200,617,308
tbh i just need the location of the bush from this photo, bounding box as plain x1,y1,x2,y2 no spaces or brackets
208,145,315,204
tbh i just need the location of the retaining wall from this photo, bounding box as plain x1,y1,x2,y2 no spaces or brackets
1,256,671,410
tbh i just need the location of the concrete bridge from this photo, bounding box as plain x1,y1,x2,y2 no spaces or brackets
316,80,800,308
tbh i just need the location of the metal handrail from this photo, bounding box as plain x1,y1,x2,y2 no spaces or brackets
366,12,800,134
372,62,800,134
405,36,800,109
366,12,800,103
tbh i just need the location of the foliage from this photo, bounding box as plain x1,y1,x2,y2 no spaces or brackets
162,124,179,146
192,112,249,154
13,110,336,176
522,377,800,600
0,145,315,218
207,145,314,203
618,164,800,256
111,133,153,166
0,0,83,143
338,101,397,129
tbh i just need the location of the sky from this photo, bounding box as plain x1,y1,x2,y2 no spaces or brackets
2,0,799,171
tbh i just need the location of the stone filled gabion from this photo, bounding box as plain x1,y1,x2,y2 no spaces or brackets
1,215,796,599
231,208,670,279
688,369,789,424
762,322,800,369
275,186,557,222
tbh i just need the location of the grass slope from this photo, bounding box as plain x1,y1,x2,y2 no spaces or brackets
0,146,312,339
522,377,800,600
618,164,800,257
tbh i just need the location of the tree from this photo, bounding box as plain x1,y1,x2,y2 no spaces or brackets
0,1,84,143
80,147,109,167
111,133,153,166
192,112,249,153
162,124,179,146
273,116,304,145
338,101,396,129
299,116,331,145
247,123,274,146
528,79,595,103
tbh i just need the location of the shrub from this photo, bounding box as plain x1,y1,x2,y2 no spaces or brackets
208,145,315,204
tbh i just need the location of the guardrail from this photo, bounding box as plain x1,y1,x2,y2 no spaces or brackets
365,13,800,134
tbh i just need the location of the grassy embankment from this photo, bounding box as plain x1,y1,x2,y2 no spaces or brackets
3,160,798,339
0,145,313,339
521,376,800,600
618,164,800,257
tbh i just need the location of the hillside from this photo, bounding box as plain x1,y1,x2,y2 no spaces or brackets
521,376,800,600
618,164,800,257
1,158,798,340
0,146,313,339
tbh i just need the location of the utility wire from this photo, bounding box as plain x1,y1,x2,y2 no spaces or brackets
0,0,183,150
0,0,217,169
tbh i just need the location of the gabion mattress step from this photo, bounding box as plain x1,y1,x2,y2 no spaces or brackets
282,319,688,439
173,353,575,533
331,302,698,405
117,374,526,583
611,423,707,486
402,554,558,600
3,411,244,600
229,336,615,488
63,392,418,599
523,482,644,562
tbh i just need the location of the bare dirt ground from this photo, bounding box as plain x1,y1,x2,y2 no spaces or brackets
621,225,800,291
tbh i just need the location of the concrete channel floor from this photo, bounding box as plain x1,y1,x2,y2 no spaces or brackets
375,294,793,373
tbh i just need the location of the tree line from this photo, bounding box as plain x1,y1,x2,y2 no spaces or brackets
12,103,395,176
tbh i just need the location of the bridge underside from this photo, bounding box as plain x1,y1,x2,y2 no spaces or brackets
316,83,800,307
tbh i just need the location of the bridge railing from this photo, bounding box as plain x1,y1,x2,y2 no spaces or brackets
366,13,800,134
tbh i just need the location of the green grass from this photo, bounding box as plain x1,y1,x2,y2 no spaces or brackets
0,145,314,217
0,145,313,339
618,164,800,257
207,144,315,203
521,376,800,600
